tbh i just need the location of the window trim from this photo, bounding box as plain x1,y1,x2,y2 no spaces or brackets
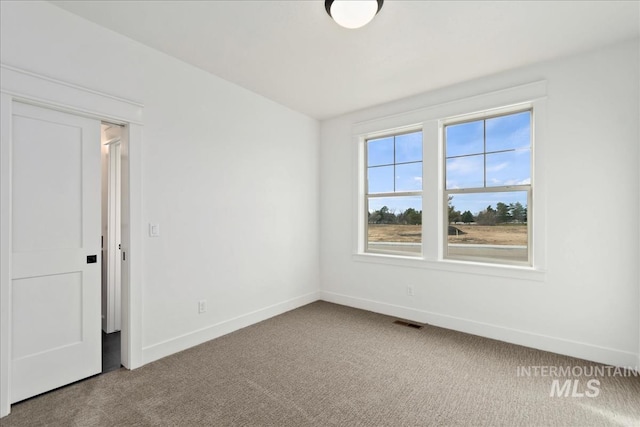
353,80,547,279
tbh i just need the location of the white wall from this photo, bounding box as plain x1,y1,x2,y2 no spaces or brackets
1,1,320,364
320,39,640,367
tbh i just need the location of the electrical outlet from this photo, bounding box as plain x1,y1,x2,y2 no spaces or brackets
407,285,414,296
198,299,207,314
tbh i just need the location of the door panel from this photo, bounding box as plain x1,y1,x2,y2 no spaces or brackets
12,273,83,359
12,115,83,252
10,102,101,403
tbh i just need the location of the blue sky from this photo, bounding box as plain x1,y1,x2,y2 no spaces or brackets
446,111,531,190
367,111,530,216
368,131,422,194
448,191,527,216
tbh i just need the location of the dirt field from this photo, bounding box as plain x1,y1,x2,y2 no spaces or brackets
368,223,527,246
368,224,422,242
448,224,527,246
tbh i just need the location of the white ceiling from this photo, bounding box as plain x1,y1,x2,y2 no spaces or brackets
51,1,639,120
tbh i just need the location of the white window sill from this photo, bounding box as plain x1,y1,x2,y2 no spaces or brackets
352,252,546,282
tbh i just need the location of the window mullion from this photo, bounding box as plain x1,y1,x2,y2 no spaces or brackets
447,185,531,195
393,135,396,193
368,191,422,198
483,119,487,188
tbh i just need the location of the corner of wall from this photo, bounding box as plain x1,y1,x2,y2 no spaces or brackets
142,291,321,365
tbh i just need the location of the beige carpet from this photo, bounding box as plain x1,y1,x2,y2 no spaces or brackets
3,301,640,426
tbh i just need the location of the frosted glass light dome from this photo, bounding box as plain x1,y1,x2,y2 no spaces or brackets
325,0,383,29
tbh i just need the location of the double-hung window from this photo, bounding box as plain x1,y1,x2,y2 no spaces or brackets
444,109,532,265
365,130,422,256
357,82,545,273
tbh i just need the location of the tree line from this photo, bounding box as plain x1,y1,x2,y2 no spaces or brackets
449,197,527,225
368,198,527,226
368,206,422,225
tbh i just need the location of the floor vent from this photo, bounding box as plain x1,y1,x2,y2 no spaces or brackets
393,320,423,329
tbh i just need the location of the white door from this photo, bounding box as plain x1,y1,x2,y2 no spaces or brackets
11,102,101,403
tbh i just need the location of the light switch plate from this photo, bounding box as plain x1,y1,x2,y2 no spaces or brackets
149,223,160,237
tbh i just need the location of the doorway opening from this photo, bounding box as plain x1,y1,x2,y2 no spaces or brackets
101,122,123,373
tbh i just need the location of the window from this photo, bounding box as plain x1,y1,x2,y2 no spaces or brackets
365,130,422,256
355,81,545,275
444,109,532,265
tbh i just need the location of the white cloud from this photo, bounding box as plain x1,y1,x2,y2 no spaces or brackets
446,156,483,172
486,161,509,173
504,178,529,185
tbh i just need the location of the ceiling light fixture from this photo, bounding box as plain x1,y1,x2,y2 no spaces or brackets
325,0,384,29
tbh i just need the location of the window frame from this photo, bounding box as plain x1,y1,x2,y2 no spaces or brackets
363,127,424,257
353,81,547,281
442,106,533,266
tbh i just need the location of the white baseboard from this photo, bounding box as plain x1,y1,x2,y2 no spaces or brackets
142,291,320,365
141,289,637,370
320,291,639,369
